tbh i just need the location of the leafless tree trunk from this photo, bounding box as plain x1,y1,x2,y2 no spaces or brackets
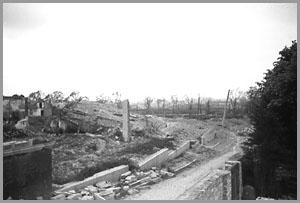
144,97,153,114
162,99,166,117
197,96,201,120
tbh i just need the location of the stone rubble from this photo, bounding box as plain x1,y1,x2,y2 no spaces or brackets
51,167,175,200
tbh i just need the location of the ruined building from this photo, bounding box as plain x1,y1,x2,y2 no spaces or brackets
3,95,52,123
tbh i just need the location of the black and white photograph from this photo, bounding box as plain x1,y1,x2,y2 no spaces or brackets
2,2,297,200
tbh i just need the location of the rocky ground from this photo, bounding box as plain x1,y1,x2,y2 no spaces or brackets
4,101,252,200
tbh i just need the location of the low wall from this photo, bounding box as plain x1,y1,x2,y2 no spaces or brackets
138,148,169,171
3,141,54,200
57,165,129,192
201,128,216,145
168,141,191,160
183,160,242,200
195,169,232,200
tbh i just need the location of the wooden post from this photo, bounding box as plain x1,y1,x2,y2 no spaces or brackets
222,90,230,126
122,100,131,142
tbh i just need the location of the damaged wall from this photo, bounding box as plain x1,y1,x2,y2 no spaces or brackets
184,160,242,200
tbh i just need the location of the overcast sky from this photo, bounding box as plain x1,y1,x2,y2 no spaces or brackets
3,3,297,103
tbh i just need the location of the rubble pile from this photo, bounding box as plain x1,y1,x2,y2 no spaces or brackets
51,167,175,200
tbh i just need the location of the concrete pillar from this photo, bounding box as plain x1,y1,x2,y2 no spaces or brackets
122,100,131,142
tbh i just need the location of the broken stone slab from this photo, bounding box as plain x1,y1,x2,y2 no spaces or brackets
68,190,76,194
160,170,175,178
85,185,99,194
51,193,66,200
104,194,115,200
123,185,130,191
98,189,114,197
132,181,151,190
81,190,91,196
120,171,132,178
125,175,137,182
128,176,152,187
148,177,161,184
174,159,197,174
52,183,64,189
94,193,106,200
134,171,146,178
149,170,159,178
104,187,121,194
95,180,112,188
67,193,82,200
127,188,139,195
52,190,68,196
81,195,94,200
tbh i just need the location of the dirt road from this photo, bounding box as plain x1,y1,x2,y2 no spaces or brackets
125,132,242,200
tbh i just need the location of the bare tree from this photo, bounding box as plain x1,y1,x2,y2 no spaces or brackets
171,95,178,115
28,90,45,102
44,91,65,104
229,88,244,117
206,99,211,116
197,94,201,120
144,97,153,114
112,92,122,108
162,98,166,117
184,95,194,119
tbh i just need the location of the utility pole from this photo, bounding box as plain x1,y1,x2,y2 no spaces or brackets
197,95,201,120
222,89,230,127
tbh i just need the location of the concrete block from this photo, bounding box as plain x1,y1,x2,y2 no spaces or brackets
168,141,191,160
57,165,129,192
139,148,169,171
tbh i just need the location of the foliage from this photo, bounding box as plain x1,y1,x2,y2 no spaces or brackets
96,94,111,104
244,41,297,197
229,88,245,116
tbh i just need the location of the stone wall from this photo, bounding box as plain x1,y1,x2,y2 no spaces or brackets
187,160,242,200
225,161,242,200
194,170,231,200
